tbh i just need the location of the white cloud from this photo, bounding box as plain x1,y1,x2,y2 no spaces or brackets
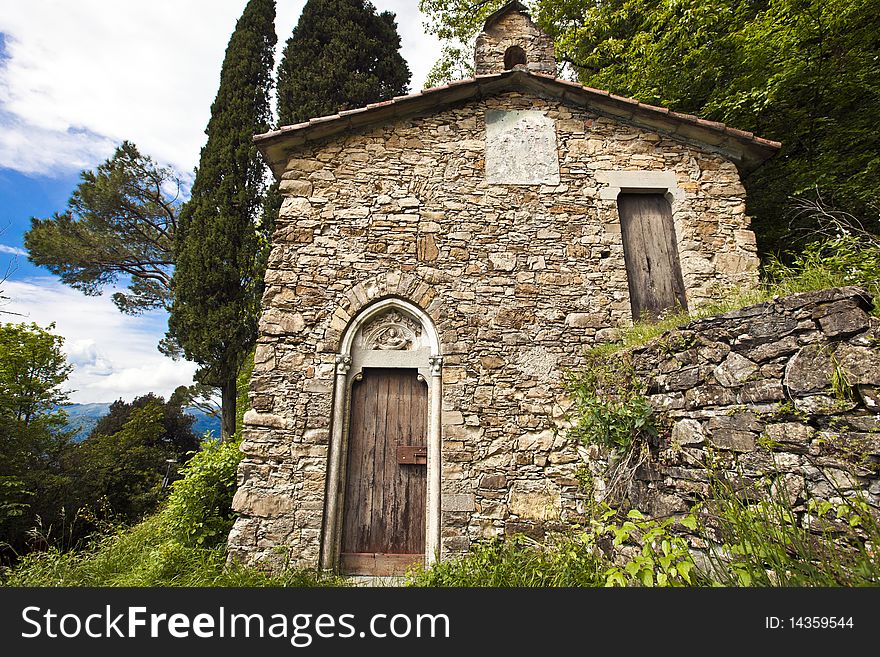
363,1,442,93
65,339,114,376
0,1,441,176
2,277,198,404
0,243,28,256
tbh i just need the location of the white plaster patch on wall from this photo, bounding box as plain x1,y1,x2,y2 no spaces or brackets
517,346,558,380
485,110,560,185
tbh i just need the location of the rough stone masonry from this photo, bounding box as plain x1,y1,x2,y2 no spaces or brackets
226,2,781,571
583,287,880,556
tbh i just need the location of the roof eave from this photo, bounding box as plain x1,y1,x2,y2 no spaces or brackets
255,70,780,179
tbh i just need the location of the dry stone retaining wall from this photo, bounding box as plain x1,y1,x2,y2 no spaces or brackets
582,286,880,537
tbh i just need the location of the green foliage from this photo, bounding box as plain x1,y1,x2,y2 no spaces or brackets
2,433,344,587
699,473,880,586
0,322,72,424
276,0,411,126
764,234,880,314
406,508,698,588
162,437,243,548
40,393,204,550
0,322,72,556
235,349,255,438
564,352,656,453
422,0,880,254
168,0,276,440
91,393,201,456
583,507,699,587
407,533,604,587
408,472,880,588
2,513,342,587
24,141,181,314
66,405,169,523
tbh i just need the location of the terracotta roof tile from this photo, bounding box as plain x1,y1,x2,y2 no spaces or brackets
254,70,781,176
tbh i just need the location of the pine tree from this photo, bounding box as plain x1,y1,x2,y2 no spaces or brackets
277,0,411,126
168,0,276,441
24,141,182,315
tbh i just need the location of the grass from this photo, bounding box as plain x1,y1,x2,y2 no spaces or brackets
406,533,605,587
1,512,345,587
1,436,345,587
404,469,880,588
697,471,880,587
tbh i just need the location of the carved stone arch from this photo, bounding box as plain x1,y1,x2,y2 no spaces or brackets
321,296,443,574
322,270,442,351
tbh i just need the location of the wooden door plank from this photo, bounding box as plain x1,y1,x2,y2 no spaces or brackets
341,368,428,574
618,193,687,320
340,552,424,577
404,375,426,554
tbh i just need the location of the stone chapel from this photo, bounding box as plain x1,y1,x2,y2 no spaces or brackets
226,1,781,575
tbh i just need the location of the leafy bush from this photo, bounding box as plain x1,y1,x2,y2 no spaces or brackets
2,437,343,587
407,534,604,587
2,513,339,587
565,352,656,453
583,507,699,587
162,437,242,548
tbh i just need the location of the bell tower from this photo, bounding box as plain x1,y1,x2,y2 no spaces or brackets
474,1,557,76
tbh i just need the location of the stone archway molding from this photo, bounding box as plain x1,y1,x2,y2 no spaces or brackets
320,294,443,573
321,270,442,352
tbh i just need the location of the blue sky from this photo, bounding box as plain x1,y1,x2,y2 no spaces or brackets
0,0,439,404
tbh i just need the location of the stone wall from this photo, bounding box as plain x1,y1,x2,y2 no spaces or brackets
226,89,760,570
581,286,880,537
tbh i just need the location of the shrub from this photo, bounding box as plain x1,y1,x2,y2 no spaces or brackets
564,352,656,454
162,437,242,548
407,534,605,587
1,436,343,587
582,507,700,587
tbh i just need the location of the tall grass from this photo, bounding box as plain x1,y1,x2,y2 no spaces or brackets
764,234,880,308
698,473,880,587
1,438,343,587
2,515,333,587
406,473,880,588
407,534,605,587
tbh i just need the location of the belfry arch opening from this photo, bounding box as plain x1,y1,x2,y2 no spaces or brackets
504,45,527,70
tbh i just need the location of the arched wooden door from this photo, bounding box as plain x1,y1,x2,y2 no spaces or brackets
340,367,428,576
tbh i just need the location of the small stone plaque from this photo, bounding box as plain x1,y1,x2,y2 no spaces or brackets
485,110,560,185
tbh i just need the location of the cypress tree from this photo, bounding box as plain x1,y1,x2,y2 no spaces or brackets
168,0,276,441
277,0,411,126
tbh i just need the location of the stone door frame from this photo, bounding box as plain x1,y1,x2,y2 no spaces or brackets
320,297,443,572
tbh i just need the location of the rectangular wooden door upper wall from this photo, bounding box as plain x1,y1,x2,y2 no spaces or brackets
617,193,688,320
341,367,428,560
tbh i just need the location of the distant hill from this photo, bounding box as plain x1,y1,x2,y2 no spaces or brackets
59,403,222,442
